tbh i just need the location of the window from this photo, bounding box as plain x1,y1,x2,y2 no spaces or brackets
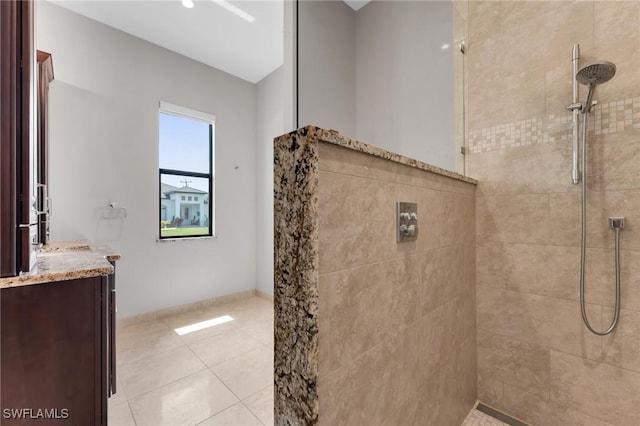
159,102,214,239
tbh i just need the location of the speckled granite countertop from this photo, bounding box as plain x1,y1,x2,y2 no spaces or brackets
0,241,120,289
301,125,477,185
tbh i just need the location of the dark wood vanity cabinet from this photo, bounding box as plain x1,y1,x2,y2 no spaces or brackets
0,273,115,425
0,0,34,277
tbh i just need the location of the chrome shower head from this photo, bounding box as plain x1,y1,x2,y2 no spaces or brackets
576,61,616,114
576,61,616,86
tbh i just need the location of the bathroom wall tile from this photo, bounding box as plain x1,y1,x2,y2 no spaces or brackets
467,142,577,196
467,62,547,131
499,1,576,36
476,194,549,244
455,112,466,175
477,241,640,313
501,382,616,426
318,343,398,426
594,0,640,50
318,255,420,376
415,189,470,251
477,285,602,361
468,1,500,44
602,308,640,373
318,142,399,183
467,1,594,131
592,1,640,106
318,139,476,195
544,49,578,118
318,171,468,273
464,239,476,296
580,50,640,108
453,0,468,23
379,322,422,426
417,302,456,380
583,248,640,313
549,190,640,251
477,374,503,408
453,285,478,344
499,0,594,70
317,171,403,273
547,191,592,247
416,333,476,426
417,297,475,384
477,241,579,301
418,244,464,315
477,330,550,400
589,133,640,191
393,160,476,194
550,350,640,426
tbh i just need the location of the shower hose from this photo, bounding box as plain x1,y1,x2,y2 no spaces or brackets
579,109,621,336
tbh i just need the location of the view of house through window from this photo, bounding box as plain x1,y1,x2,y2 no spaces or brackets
159,102,214,239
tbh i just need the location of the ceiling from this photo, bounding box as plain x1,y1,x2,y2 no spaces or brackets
344,0,371,11
49,0,373,84
50,0,284,84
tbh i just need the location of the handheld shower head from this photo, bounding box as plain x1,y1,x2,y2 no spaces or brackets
576,61,617,86
576,61,616,113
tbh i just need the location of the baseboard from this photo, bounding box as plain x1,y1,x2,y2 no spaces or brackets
256,289,274,301
116,289,256,328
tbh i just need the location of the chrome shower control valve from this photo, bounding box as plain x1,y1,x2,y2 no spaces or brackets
609,217,625,229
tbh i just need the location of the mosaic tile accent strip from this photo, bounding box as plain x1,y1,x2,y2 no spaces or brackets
468,96,640,153
461,408,510,426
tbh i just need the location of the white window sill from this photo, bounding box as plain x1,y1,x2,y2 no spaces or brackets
156,235,217,243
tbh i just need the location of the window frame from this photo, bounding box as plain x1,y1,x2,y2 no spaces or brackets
158,102,215,240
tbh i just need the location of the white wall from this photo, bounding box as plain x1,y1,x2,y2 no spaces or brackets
355,1,455,170
297,0,356,137
38,2,258,317
296,0,455,171
255,66,285,297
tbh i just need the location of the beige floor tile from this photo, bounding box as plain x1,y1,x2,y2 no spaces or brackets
114,296,274,425
238,322,274,347
164,308,239,345
109,376,128,407
211,346,274,400
129,370,238,426
228,307,273,329
108,401,136,426
189,328,264,367
198,403,262,426
120,345,207,398
244,386,274,426
117,320,184,365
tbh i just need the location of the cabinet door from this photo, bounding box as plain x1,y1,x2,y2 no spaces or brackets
1,277,104,425
0,0,34,277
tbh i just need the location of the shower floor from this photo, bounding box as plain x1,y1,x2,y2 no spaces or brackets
461,407,510,426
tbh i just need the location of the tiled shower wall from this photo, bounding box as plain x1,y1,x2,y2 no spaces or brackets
316,142,477,425
273,128,477,425
458,1,640,425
